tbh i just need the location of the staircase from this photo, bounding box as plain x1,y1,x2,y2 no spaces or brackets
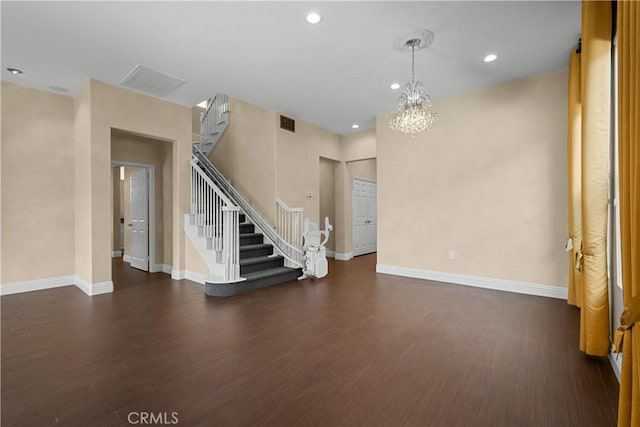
217,216,302,297
186,94,304,297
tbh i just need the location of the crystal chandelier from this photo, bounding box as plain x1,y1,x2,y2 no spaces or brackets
389,37,438,135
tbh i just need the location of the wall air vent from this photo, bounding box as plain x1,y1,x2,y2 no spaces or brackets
280,115,295,133
119,65,186,97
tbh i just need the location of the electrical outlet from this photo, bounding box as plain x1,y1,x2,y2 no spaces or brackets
448,250,455,260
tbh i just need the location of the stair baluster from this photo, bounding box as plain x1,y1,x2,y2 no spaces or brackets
190,159,240,282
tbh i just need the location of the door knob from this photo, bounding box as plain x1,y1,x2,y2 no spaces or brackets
128,223,133,227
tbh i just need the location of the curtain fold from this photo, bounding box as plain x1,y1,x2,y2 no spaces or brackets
617,0,640,425
567,50,583,307
568,0,611,356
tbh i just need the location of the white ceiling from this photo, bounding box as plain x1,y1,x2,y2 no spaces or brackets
1,1,580,135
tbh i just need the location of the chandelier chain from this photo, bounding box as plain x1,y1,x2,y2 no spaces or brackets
411,43,415,84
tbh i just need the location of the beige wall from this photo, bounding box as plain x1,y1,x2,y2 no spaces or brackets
73,81,93,283
348,158,377,181
319,158,338,251
276,118,342,225
112,130,173,265
1,82,76,283
74,79,192,286
211,98,278,223
342,130,376,162
377,69,569,287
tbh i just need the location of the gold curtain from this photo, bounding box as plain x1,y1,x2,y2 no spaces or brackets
567,50,583,308
567,0,611,357
617,0,640,425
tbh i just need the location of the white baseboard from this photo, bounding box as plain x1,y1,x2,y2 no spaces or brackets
185,271,206,285
376,264,568,300
150,263,172,274
123,254,131,263
171,270,185,280
171,269,209,284
111,250,122,258
0,275,76,296
326,250,335,258
74,276,114,296
1,275,114,297
609,352,622,383
334,252,353,261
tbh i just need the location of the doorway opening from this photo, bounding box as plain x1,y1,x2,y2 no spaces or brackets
111,163,155,272
110,129,174,289
346,158,377,258
352,177,377,257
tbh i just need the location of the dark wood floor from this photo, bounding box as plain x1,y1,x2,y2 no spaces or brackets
2,255,619,426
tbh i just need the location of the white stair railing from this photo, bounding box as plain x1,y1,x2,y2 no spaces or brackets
276,198,304,253
222,206,241,281
192,146,305,268
199,94,229,156
190,159,240,282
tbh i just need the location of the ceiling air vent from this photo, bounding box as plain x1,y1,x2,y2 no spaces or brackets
119,65,186,97
280,115,295,133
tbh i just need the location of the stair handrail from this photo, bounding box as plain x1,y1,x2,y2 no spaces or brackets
191,159,234,207
276,198,304,255
192,146,304,268
199,94,229,155
190,158,240,282
276,198,303,212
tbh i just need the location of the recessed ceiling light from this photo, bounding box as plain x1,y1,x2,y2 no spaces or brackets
484,54,498,63
390,83,401,90
7,68,23,75
306,12,322,24
352,124,360,129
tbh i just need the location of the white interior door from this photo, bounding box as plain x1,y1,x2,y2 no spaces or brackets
352,178,377,257
130,169,149,271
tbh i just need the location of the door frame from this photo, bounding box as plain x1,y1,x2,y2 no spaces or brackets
351,176,377,257
112,161,156,272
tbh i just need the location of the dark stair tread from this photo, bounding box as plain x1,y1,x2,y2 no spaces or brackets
242,266,302,282
239,223,255,233
239,232,263,239
239,255,284,266
240,243,272,251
